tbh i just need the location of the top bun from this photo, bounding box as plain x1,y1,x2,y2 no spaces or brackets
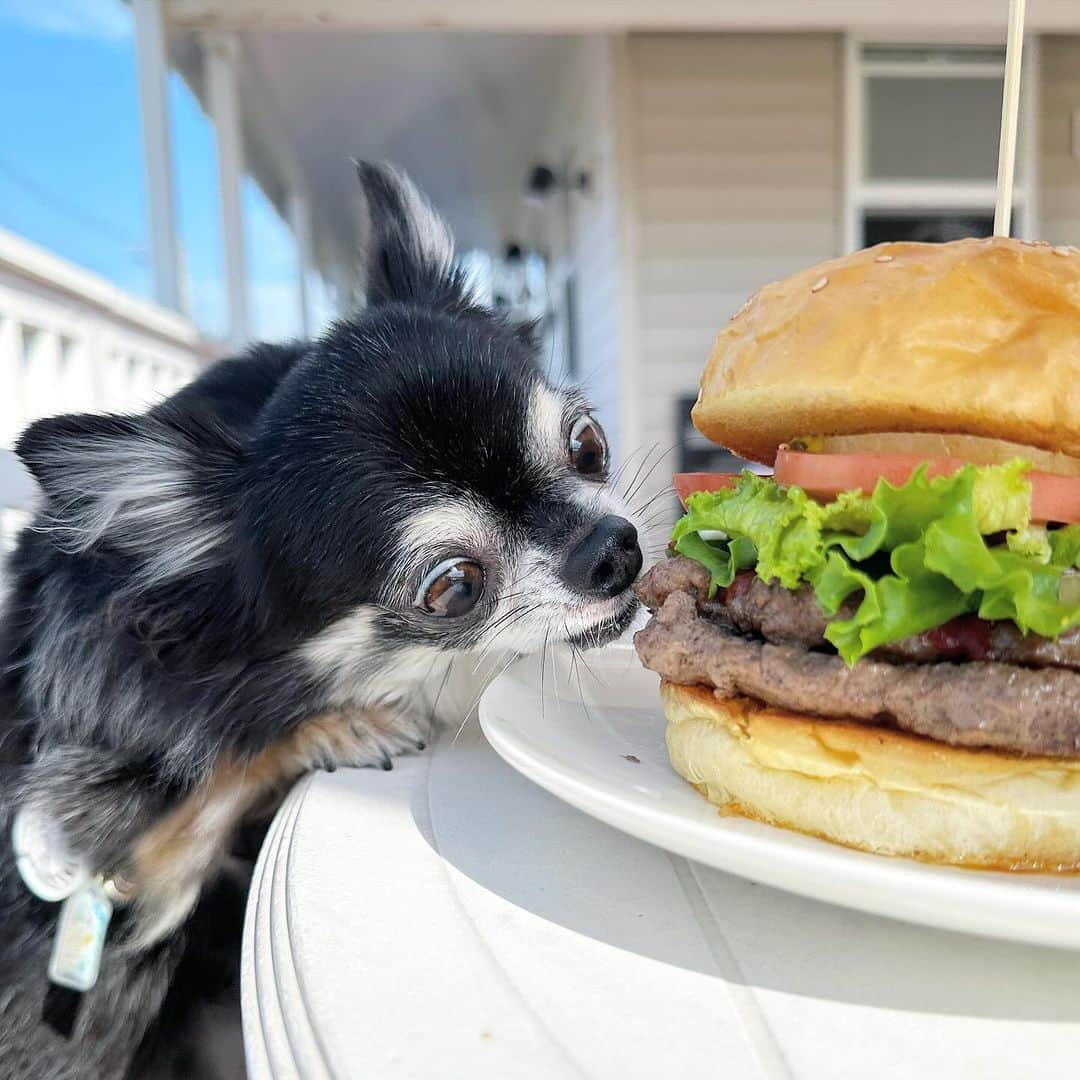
693,237,1080,465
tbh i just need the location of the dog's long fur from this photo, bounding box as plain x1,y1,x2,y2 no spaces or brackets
0,163,643,1078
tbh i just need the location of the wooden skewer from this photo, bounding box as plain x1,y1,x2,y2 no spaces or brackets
994,0,1026,237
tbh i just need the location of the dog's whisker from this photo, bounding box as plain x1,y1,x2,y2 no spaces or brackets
477,600,540,646
622,444,672,507
547,631,561,713
539,627,548,726
619,441,661,506
637,511,677,532
497,590,532,604
631,485,677,516
452,652,518,745
638,501,676,521
571,641,606,689
570,643,597,727
427,654,456,728
471,602,544,674
624,444,679,505
565,623,579,683
604,442,651,493
480,601,533,640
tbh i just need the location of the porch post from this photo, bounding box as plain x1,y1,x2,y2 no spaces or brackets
132,0,182,312
288,190,312,337
205,33,250,347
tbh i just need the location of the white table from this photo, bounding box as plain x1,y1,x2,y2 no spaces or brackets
242,720,1080,1080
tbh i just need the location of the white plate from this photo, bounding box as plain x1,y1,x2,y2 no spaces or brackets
478,637,1080,950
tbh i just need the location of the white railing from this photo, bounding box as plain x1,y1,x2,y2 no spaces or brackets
0,226,207,549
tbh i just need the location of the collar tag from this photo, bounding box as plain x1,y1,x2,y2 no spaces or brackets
12,807,90,903
48,880,113,993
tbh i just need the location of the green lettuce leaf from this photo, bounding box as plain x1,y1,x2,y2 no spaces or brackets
1050,525,1080,570
671,461,1080,665
672,473,830,589
1006,526,1052,562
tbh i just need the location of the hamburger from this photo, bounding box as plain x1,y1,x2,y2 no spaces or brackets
633,237,1080,871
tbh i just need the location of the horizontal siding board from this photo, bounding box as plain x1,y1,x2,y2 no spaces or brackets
642,357,715,389
640,255,820,293
636,112,835,152
640,292,759,330
640,221,835,258
630,35,835,79
640,328,721,355
638,150,836,187
626,32,839,472
638,79,835,113
641,185,835,220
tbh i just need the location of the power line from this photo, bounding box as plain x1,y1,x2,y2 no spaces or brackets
0,153,145,259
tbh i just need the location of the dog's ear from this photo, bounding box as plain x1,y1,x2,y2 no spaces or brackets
15,406,240,588
16,412,143,496
354,160,457,307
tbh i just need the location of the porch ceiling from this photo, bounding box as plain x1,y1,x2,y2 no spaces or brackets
241,30,577,254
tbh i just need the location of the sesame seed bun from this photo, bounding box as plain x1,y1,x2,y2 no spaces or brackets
693,237,1080,465
662,681,1080,871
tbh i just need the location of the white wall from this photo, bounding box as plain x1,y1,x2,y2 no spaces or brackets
1041,36,1080,246
622,32,842,522
530,36,628,459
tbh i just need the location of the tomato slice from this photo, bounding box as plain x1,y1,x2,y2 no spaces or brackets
674,472,739,508
674,456,1080,524
773,450,1080,525
1031,472,1080,525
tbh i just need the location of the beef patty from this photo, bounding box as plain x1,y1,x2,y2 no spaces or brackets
634,561,1080,758
637,556,1080,672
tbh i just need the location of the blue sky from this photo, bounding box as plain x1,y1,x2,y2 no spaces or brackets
0,1,303,341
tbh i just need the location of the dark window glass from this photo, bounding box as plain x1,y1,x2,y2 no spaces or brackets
676,395,760,476
863,212,998,247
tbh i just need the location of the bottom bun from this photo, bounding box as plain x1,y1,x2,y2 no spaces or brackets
662,681,1080,871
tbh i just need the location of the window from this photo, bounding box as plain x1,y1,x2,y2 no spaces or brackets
845,41,1038,249
674,394,766,516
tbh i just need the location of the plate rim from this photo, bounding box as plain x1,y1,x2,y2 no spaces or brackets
479,647,1080,951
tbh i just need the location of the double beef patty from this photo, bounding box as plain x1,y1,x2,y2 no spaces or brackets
634,557,1080,758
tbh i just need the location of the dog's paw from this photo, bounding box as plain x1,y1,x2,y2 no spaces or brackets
302,704,431,773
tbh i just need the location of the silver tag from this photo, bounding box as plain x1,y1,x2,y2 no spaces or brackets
48,880,113,992
11,807,90,903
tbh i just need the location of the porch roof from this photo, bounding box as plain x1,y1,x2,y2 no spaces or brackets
166,0,1080,34
243,30,574,256
168,24,577,288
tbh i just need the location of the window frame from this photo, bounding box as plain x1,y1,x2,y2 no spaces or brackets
842,33,1041,251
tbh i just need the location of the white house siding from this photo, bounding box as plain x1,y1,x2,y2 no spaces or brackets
1041,36,1080,246
623,33,842,527
532,36,628,460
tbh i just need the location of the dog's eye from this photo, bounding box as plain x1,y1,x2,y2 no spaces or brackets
569,415,607,477
416,558,485,617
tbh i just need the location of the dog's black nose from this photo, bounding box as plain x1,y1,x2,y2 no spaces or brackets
561,515,643,598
